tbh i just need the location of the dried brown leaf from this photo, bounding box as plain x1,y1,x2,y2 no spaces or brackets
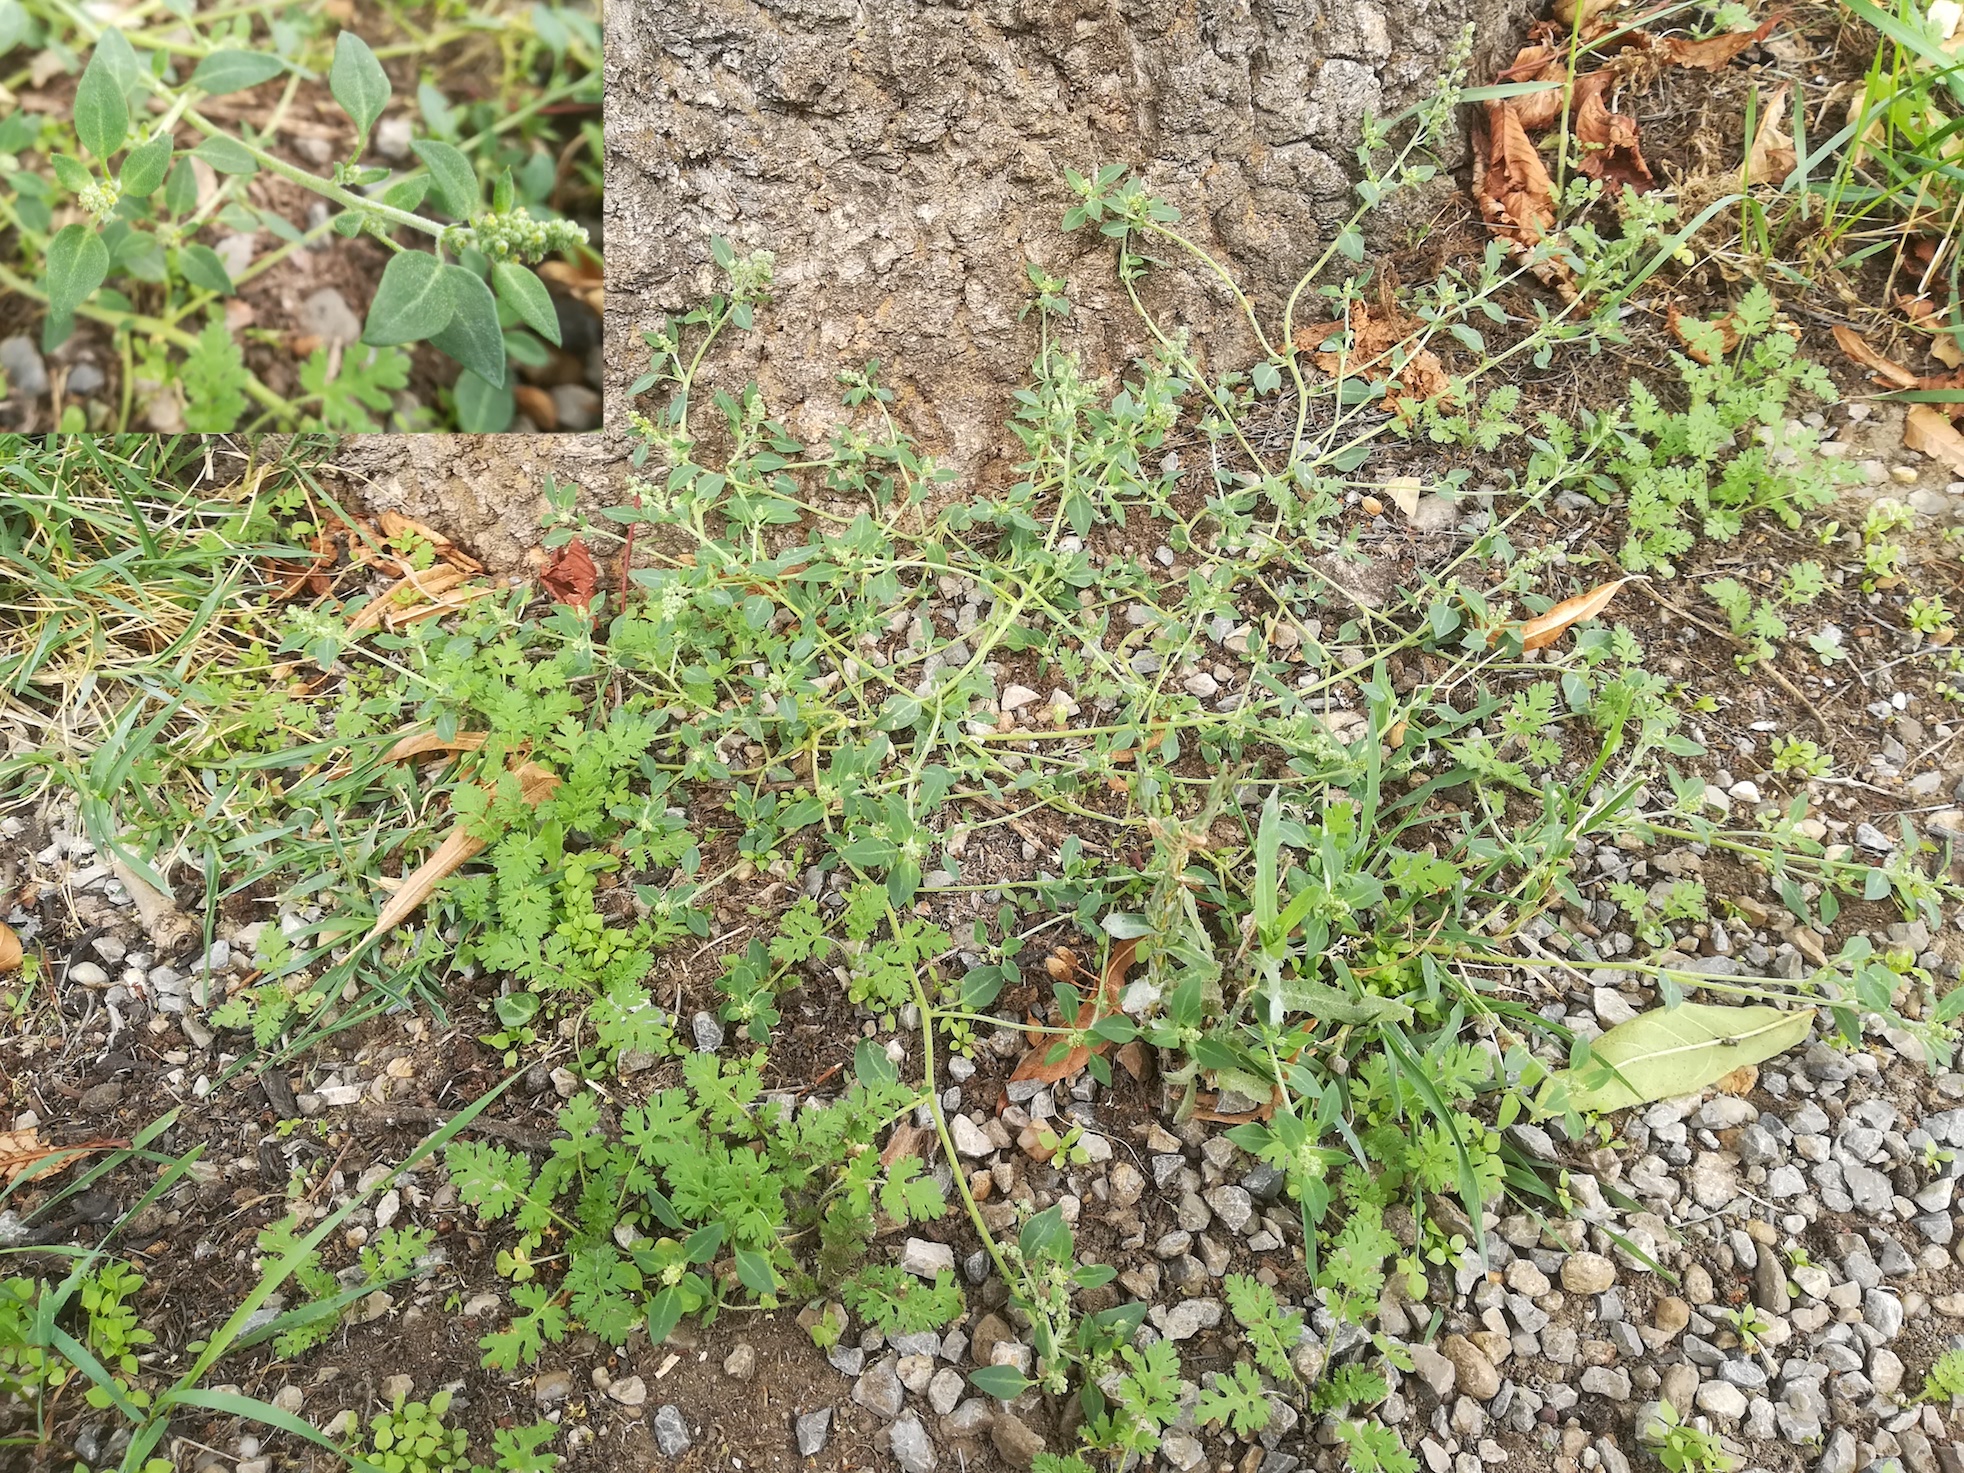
1748,85,1797,185
1662,16,1778,71
1498,42,1570,131
1833,325,1919,388
1905,404,1964,475
1008,936,1140,1085
1511,577,1636,651
367,760,561,940
1669,305,1741,365
1,1128,124,1187
1552,0,1618,27
382,731,490,764
1572,71,1653,193
1478,99,1559,246
540,538,598,611
0,922,19,973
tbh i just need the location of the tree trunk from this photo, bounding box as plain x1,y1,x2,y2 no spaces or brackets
605,0,1524,475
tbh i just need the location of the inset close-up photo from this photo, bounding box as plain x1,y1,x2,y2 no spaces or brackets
0,0,601,435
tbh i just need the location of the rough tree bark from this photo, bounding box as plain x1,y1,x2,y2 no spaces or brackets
605,0,1523,478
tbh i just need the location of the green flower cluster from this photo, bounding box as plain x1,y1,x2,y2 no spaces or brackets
442,208,588,264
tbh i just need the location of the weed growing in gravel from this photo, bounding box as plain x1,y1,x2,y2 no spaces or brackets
351,1386,558,1473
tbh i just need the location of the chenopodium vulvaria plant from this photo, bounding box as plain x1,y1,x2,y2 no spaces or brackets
7,9,585,425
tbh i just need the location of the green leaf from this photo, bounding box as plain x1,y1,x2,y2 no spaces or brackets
454,370,514,432
51,153,91,192
118,131,173,196
0,1,29,55
1018,1204,1072,1266
45,223,108,317
853,1038,898,1087
163,158,199,214
733,1247,776,1296
177,242,235,296
191,136,258,175
411,137,479,217
190,50,287,95
330,32,391,146
1270,973,1413,1027
181,317,250,432
969,1365,1030,1400
492,261,561,346
74,44,129,160
362,249,453,345
427,265,506,387
1550,1003,1816,1114
380,174,429,213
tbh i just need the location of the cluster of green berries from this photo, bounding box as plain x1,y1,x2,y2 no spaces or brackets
442,209,588,264
77,179,120,223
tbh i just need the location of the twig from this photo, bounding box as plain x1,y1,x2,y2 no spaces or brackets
103,850,197,957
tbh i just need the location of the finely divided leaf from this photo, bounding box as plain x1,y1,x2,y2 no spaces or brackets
1552,1002,1815,1114
362,249,454,346
190,50,287,96
492,261,561,346
410,137,479,218
45,223,108,317
428,265,507,387
330,32,391,145
73,44,129,160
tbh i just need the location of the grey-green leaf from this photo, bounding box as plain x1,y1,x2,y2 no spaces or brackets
90,29,142,95
191,136,257,175
178,242,234,296
330,32,390,145
427,265,505,388
190,50,287,96
362,249,453,345
118,131,173,197
491,261,559,346
410,138,478,218
46,223,108,317
1550,1003,1815,1115
73,45,129,160
0,1,29,56
453,370,513,432
1271,973,1413,1027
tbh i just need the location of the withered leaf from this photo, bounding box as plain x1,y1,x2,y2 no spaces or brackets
1008,936,1140,1086
368,760,561,940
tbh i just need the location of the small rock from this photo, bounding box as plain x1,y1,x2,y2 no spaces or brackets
551,384,602,432
534,1370,573,1405
1440,1334,1500,1401
795,1406,833,1455
1561,1253,1617,1295
1407,1343,1457,1399
298,288,362,346
990,1411,1045,1467
608,1375,647,1407
928,1367,963,1415
1818,1427,1856,1473
724,1343,756,1380
1694,1381,1747,1421
78,1081,123,1114
889,1415,937,1473
853,1355,906,1418
652,1404,691,1457
900,1238,956,1279
0,335,50,397
951,1114,992,1158
1000,684,1040,711
690,1010,724,1051
375,116,414,160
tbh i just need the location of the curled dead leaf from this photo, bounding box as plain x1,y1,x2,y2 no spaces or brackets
0,922,19,973
1476,98,1558,247
1670,305,1741,365
1905,404,1964,476
382,730,490,764
1498,576,1637,651
1902,295,1964,368
1552,0,1618,27
1571,72,1652,193
1008,935,1141,1086
367,760,562,940
539,538,599,610
1834,326,1920,389
1748,85,1797,185
1498,42,1570,132
1663,16,1779,71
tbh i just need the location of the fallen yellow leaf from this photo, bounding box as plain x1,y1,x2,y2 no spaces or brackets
0,922,20,972
0,1128,125,1187
1832,325,1918,388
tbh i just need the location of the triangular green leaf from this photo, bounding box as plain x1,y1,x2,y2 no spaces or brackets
491,261,560,346
45,223,108,317
427,265,506,388
362,249,453,345
330,32,390,146
118,131,173,197
73,44,128,160
410,138,479,218
191,136,257,175
189,50,287,96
